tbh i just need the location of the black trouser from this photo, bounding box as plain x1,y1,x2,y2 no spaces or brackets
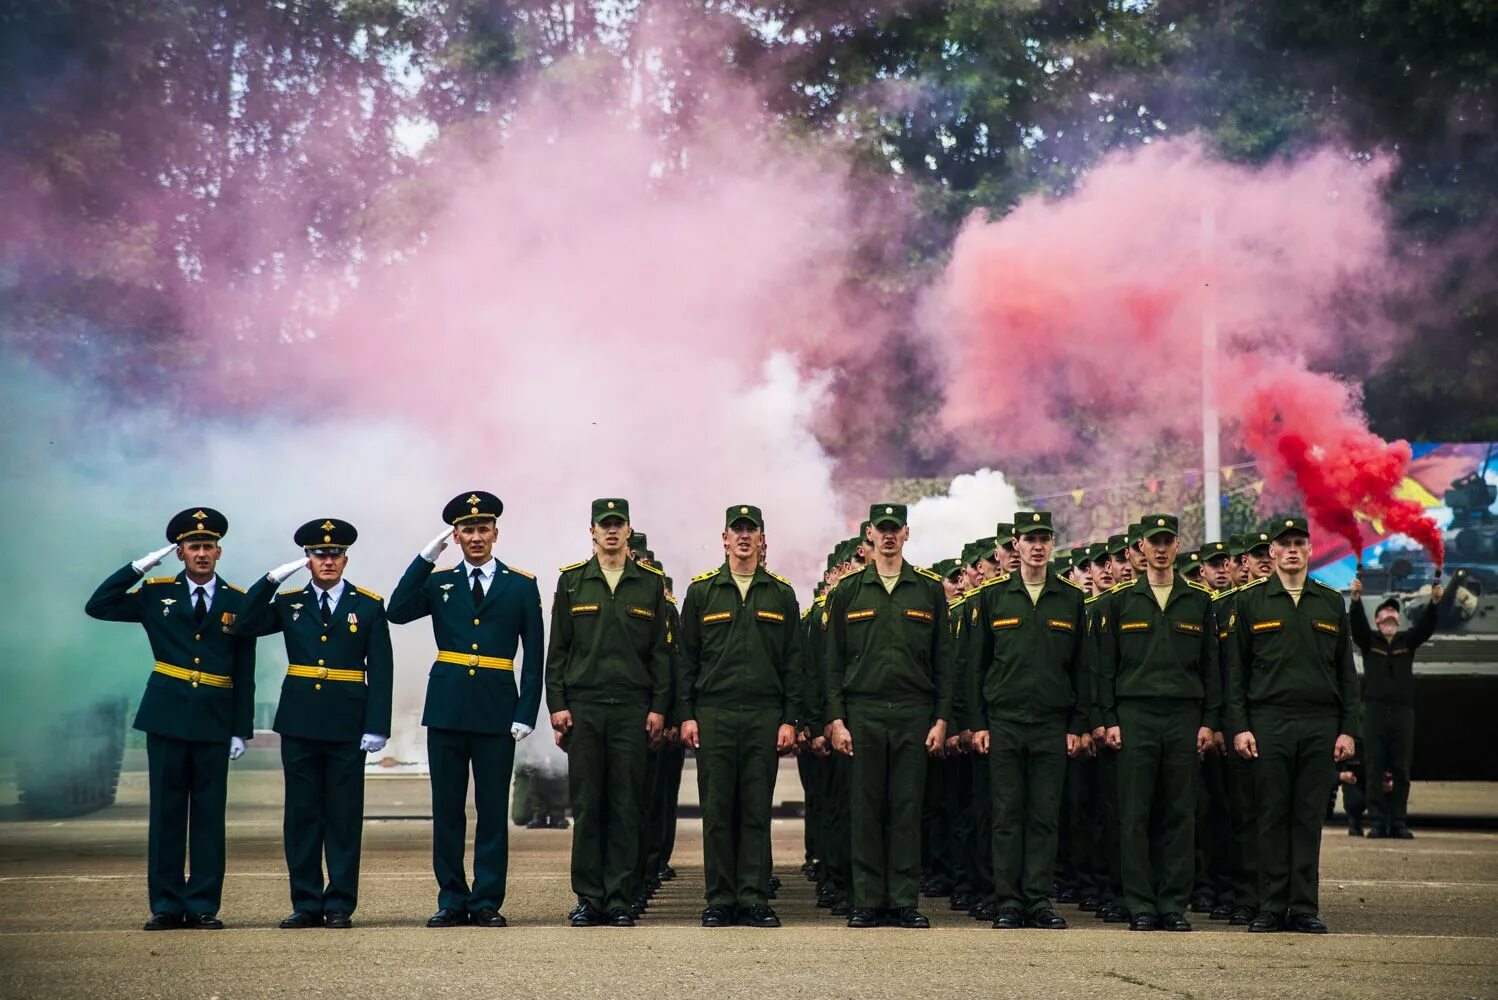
567,701,647,913
145,733,229,917
427,727,515,914
847,702,929,910
1193,750,1233,901
696,706,781,909
657,742,686,870
1252,709,1337,917
969,747,995,902
946,754,977,895
1226,751,1258,910
921,756,953,885
1364,701,1415,829
1063,754,1102,897
1117,702,1199,917
823,751,853,899
1099,747,1123,902
989,715,1067,914
798,749,819,866
281,735,365,915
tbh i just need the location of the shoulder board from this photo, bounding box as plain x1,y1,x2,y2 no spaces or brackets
223,583,245,594
1310,578,1340,594
976,575,1008,593
278,588,304,597
814,593,827,607
636,561,663,577
1058,575,1085,591
691,566,721,583
355,585,384,601
1109,579,1137,594
145,577,176,585
1237,577,1269,592
507,566,536,580
915,566,944,583
665,594,677,606
435,565,456,574
948,596,965,610
558,559,588,573
1212,586,1238,602
1187,580,1214,596
1085,593,1102,605
766,570,794,588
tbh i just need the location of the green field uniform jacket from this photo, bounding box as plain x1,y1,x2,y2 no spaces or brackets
544,555,672,714
1095,576,1221,731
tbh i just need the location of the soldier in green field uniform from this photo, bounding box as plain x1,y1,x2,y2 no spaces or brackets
1228,517,1360,933
388,490,545,929
86,507,256,931
1097,515,1220,932
545,498,672,927
678,505,804,927
968,511,1088,930
1191,540,1235,917
826,503,952,928
237,518,393,929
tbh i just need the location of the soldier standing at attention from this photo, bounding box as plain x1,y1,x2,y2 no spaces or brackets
826,503,952,929
86,508,256,931
388,491,545,929
1228,518,1359,933
237,518,393,930
546,498,672,927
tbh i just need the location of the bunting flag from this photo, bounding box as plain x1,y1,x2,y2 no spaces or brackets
1222,467,1235,482
1251,480,1265,494
1071,488,1085,505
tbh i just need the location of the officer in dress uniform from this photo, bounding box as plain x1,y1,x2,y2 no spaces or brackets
86,508,255,930
388,491,545,928
237,518,393,929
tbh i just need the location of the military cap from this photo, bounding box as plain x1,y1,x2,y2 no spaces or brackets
726,504,764,529
1176,551,1202,574
592,498,630,524
444,491,503,525
627,533,648,554
1268,516,1310,541
1107,533,1129,556
1199,541,1231,564
869,503,907,528
1374,597,1401,616
959,541,979,566
1227,533,1245,557
166,507,227,543
641,548,657,564
975,537,998,562
1141,513,1179,539
1052,553,1073,572
1245,530,1272,553
295,517,357,552
1126,521,1144,546
994,522,1015,546
1071,545,1092,567
859,519,873,537
1014,510,1054,536
931,558,962,580
1086,542,1108,563
664,576,675,594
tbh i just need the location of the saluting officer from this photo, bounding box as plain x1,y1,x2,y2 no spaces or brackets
237,518,393,929
967,511,1088,931
388,491,545,929
825,503,952,929
86,508,255,931
679,505,804,928
1096,514,1220,932
546,498,672,927
1227,517,1359,933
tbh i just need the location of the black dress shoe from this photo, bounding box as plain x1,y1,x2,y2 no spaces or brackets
185,913,224,930
1392,825,1414,840
628,898,647,918
970,900,997,921
949,892,973,911
1347,818,1364,837
549,816,570,830
1288,912,1328,934
744,905,781,928
847,907,880,928
1078,894,1101,912
1229,905,1256,926
1209,902,1233,921
525,817,548,829
143,913,184,931
324,911,352,929
1366,826,1392,839
1131,912,1158,932
1161,912,1192,932
1026,908,1067,929
992,907,1023,929
1189,892,1215,913
892,907,930,929
607,908,635,927
471,907,507,927
1055,886,1079,904
426,907,467,928
1249,912,1284,933
1101,904,1130,923
830,898,851,917
659,865,677,881
279,911,322,929
570,903,604,927
923,878,952,898
701,906,732,927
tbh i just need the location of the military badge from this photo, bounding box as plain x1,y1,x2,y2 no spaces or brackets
348,612,358,633
290,602,303,622
160,598,176,617
440,583,455,603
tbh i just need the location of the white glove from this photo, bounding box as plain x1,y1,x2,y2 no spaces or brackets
132,544,177,575
228,737,247,761
268,557,308,584
420,527,452,563
360,734,388,754
511,722,534,743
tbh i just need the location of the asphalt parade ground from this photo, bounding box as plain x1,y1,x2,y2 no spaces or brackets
1,769,1495,999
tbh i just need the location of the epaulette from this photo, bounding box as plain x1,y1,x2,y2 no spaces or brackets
1187,580,1214,596
637,561,664,577
975,574,1009,593
766,570,794,588
814,592,827,607
665,593,677,606
915,566,944,583
145,577,176,585
1237,577,1269,592
948,596,965,611
223,583,245,594
436,565,457,574
278,588,303,597
559,559,588,573
1310,578,1341,594
1109,578,1138,594
1212,586,1239,601
1085,592,1102,604
691,566,721,583
1058,575,1085,591
507,566,536,580
355,585,384,601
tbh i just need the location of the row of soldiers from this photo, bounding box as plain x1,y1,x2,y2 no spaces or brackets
87,492,1383,934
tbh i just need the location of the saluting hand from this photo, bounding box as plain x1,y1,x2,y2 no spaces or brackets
420,527,452,563
268,557,309,584
131,543,177,575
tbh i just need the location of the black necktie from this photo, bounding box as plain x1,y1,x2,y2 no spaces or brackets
321,591,331,626
193,586,207,626
471,568,485,607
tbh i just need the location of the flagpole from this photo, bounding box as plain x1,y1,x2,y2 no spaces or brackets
1202,208,1221,543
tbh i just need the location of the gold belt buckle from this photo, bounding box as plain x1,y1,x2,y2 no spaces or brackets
189,669,200,687
316,666,329,680
467,654,480,667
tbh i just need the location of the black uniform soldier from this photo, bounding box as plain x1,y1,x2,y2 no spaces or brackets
1347,578,1442,838
546,498,672,927
86,508,255,930
1228,517,1359,933
238,518,394,929
388,491,545,929
679,504,804,927
826,503,952,928
1097,514,1220,931
968,510,1088,930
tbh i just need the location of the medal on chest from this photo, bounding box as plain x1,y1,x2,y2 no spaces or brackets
290,602,303,622
160,598,176,617
440,583,455,603
348,612,358,633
